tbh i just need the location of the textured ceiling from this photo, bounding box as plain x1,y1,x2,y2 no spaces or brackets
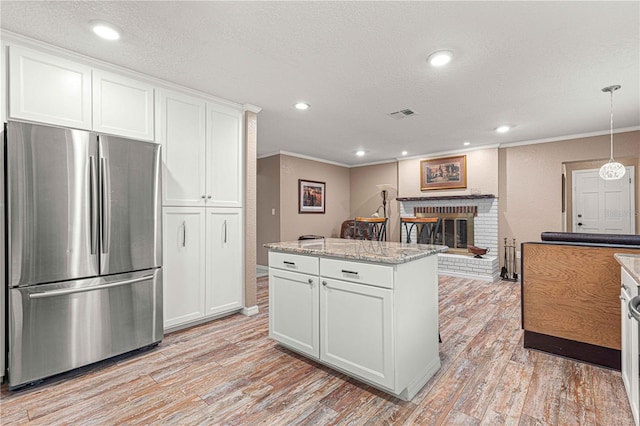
1,1,638,166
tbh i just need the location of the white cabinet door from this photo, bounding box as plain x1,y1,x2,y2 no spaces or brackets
9,45,92,129
205,208,243,316
163,207,206,328
158,90,207,206
320,278,394,389
92,70,154,141
206,102,243,207
269,268,320,358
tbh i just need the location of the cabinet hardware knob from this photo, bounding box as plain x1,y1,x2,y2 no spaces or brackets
308,279,313,284
322,281,327,286
201,195,206,199
207,195,212,199
577,222,583,226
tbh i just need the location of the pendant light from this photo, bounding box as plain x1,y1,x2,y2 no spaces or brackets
599,85,626,180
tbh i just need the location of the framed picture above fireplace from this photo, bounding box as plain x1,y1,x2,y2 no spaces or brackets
299,179,326,213
420,155,467,191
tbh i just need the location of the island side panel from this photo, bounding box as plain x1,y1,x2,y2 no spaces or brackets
395,254,441,397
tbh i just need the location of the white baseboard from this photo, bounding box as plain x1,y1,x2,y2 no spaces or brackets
242,305,259,316
256,265,268,277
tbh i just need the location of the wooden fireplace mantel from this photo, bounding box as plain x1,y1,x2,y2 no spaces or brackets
396,194,496,202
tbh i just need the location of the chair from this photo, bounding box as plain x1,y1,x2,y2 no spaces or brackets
353,217,388,241
401,217,442,244
340,220,356,239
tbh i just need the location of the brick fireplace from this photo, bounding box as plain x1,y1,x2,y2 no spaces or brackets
398,195,499,281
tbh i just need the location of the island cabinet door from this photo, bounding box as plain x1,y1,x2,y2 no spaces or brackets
269,268,320,359
320,278,394,389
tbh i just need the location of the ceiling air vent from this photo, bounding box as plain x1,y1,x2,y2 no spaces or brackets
388,108,418,120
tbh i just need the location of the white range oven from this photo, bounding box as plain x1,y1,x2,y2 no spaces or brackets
623,267,640,426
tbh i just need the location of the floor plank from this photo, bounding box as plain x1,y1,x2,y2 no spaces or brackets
0,275,633,425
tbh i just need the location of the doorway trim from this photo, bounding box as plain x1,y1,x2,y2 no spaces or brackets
564,157,638,233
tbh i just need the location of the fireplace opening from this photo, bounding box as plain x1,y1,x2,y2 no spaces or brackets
415,212,475,254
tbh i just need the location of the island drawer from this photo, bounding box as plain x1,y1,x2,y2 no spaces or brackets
269,252,319,275
320,258,393,289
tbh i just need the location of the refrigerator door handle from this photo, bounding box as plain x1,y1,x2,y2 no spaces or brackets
100,157,111,254
89,156,98,254
28,275,154,299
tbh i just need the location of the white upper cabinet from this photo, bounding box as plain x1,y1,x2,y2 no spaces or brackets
92,70,154,141
206,102,243,207
9,45,92,129
157,89,207,206
160,95,243,207
8,44,154,140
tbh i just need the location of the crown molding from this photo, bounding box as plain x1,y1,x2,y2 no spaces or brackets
497,126,640,149
243,104,262,114
0,30,245,110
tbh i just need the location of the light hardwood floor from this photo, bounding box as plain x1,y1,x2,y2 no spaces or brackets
1,275,633,425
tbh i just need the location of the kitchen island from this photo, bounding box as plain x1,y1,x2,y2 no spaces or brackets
265,238,448,401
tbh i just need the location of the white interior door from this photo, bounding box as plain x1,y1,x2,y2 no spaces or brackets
572,167,635,234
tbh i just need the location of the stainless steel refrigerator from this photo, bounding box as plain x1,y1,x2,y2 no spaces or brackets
5,121,163,388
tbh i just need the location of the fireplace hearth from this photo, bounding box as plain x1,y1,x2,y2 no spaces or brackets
399,195,499,281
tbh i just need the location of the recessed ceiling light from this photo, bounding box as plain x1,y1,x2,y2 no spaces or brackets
355,150,365,157
91,21,120,40
427,50,453,67
294,102,310,110
463,141,471,146
401,150,408,156
496,125,511,133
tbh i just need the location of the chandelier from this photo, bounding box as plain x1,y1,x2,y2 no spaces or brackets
599,85,626,180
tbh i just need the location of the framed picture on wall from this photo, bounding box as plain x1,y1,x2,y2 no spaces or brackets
420,155,467,190
298,179,326,213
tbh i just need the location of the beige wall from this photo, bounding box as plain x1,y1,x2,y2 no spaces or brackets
349,162,400,241
499,131,640,248
279,154,351,241
256,155,281,266
256,154,350,264
255,131,638,273
398,148,500,198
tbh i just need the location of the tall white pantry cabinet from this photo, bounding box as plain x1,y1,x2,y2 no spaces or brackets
158,89,244,330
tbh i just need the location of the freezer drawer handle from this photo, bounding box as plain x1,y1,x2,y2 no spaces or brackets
28,275,154,299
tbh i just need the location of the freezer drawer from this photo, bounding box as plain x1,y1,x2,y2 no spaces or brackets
8,269,163,388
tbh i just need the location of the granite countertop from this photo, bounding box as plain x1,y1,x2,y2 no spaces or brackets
615,253,640,283
264,238,448,265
